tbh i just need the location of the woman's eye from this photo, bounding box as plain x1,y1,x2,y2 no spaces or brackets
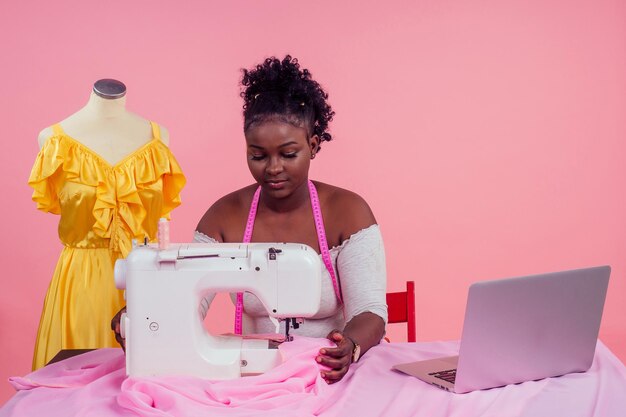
250,154,265,161
283,152,297,158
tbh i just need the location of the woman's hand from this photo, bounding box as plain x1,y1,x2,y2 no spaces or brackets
110,306,127,351
316,330,355,384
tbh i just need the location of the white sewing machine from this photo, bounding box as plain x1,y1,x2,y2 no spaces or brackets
114,242,321,379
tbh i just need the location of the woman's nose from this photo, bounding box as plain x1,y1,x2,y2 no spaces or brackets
266,156,283,175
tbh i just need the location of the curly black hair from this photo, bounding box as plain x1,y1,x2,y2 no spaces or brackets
241,55,335,151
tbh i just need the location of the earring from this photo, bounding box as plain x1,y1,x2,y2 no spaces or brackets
311,153,316,159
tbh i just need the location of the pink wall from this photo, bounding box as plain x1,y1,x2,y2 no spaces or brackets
1,0,625,405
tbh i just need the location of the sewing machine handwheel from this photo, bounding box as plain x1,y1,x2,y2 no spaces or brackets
120,313,127,339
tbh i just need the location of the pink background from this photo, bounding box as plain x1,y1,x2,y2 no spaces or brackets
1,0,625,405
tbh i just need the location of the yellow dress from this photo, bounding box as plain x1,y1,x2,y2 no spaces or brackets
28,122,186,370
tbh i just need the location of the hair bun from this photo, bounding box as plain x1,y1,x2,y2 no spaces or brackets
241,55,335,151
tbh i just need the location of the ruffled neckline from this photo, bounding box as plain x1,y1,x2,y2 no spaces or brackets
43,132,166,171
193,224,380,256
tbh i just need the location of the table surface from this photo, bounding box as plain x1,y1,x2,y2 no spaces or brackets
2,339,626,417
47,349,95,365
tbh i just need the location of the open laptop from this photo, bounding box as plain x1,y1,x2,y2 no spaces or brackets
392,265,610,393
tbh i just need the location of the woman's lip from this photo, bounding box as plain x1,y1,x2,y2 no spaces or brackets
266,180,287,189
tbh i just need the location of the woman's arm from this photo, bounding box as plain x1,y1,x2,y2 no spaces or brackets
318,312,385,383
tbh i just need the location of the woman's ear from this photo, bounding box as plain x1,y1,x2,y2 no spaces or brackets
310,135,320,159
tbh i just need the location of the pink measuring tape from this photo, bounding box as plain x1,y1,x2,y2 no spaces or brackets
234,180,343,334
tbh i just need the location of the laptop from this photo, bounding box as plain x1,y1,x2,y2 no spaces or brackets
392,265,610,393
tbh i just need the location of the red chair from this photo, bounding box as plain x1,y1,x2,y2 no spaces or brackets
386,281,416,342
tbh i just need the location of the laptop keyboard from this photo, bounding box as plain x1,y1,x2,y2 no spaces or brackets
429,369,457,384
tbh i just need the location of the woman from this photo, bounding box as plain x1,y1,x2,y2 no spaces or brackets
194,55,387,384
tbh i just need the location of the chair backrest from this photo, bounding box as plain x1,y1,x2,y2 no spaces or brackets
386,281,416,342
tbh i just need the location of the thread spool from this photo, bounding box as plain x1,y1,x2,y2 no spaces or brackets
158,218,169,250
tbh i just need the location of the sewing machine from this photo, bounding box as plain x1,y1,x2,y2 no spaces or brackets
114,242,322,379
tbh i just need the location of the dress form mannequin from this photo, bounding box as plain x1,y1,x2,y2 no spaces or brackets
37,79,169,163
29,79,185,370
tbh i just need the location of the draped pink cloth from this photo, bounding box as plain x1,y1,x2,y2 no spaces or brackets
3,338,626,417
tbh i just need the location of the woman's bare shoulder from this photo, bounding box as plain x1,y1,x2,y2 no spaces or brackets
195,185,258,241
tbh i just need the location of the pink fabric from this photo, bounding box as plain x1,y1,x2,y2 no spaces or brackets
3,340,626,417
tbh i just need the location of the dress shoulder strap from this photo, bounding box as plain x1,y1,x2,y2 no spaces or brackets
150,121,161,141
52,124,65,136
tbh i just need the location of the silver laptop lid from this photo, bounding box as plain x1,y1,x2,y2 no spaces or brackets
454,265,610,393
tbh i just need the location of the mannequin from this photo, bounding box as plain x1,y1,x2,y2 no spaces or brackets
29,79,185,369
37,79,169,161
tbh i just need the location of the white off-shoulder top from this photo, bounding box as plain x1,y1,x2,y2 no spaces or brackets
193,224,388,338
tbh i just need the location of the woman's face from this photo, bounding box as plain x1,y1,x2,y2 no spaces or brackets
245,120,319,200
